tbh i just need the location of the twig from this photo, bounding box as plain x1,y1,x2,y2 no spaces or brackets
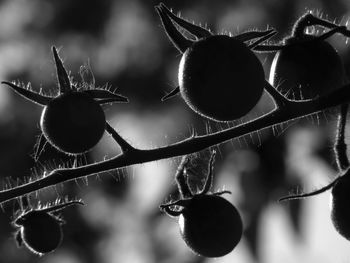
105,122,135,153
0,84,350,203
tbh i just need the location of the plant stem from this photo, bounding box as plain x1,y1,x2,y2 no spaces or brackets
0,84,349,204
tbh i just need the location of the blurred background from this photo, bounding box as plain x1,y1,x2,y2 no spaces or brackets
1,0,350,262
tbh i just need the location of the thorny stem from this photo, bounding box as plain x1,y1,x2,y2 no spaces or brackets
264,81,290,108
0,84,350,203
104,122,135,153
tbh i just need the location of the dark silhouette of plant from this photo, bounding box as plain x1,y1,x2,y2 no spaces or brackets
2,47,128,158
1,7,350,205
267,13,348,100
160,151,242,257
280,103,350,240
13,199,84,255
156,3,275,121
1,2,350,258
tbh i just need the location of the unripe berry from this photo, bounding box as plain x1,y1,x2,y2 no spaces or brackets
14,211,63,255
269,36,344,100
179,35,265,121
179,195,243,257
40,91,106,154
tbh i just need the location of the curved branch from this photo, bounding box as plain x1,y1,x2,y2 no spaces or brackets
0,84,350,203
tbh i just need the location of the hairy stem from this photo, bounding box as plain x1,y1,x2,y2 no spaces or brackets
0,84,350,203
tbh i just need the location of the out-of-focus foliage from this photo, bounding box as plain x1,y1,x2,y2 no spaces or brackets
1,0,350,262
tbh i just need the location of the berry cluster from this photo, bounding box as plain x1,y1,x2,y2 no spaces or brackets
1,2,350,259
157,4,349,119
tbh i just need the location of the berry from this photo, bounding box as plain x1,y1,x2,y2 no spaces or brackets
178,194,243,257
179,35,265,121
15,210,63,255
2,46,128,156
269,35,344,100
266,14,346,100
156,4,276,121
160,152,243,257
40,91,106,154
13,200,84,255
